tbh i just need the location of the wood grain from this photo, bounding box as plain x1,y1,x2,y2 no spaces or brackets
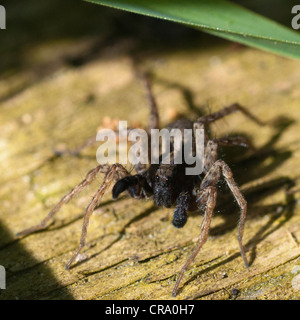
1,4,300,300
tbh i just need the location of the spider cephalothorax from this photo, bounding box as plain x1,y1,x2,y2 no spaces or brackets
17,73,264,297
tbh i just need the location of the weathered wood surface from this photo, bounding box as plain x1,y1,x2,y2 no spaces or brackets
1,2,300,300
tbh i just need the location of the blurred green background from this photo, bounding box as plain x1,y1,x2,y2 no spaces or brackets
1,0,298,102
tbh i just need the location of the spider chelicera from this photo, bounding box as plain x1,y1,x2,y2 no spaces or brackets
17,73,264,297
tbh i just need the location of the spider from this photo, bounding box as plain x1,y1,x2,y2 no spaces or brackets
17,73,264,297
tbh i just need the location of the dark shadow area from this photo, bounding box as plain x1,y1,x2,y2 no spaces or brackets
2,0,294,104
215,116,295,236
0,0,216,104
233,0,297,27
0,221,74,300
151,74,209,119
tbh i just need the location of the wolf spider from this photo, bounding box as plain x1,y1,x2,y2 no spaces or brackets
17,74,264,297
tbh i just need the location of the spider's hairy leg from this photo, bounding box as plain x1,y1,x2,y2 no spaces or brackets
196,103,265,126
132,66,159,133
203,140,218,174
16,164,111,237
57,136,97,157
219,160,249,268
172,186,217,297
143,73,159,132
203,135,254,175
202,159,249,268
213,136,256,151
193,121,208,146
65,163,130,270
54,127,133,158
132,70,160,173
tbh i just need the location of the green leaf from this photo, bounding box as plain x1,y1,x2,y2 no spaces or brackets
84,0,300,59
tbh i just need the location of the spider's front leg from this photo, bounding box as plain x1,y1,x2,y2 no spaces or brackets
201,158,249,269
201,137,249,267
172,186,217,297
16,163,130,270
172,141,249,296
16,164,111,237
65,163,130,269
